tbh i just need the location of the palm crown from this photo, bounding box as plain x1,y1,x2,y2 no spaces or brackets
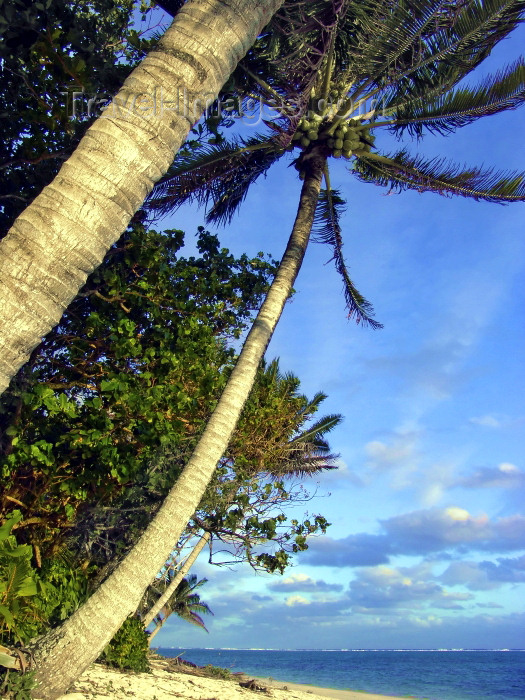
147,0,525,328
225,357,342,478
141,573,213,632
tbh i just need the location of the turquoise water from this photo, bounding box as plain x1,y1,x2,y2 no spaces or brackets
157,648,525,700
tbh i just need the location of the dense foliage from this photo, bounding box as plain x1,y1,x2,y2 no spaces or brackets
99,616,150,673
0,0,142,237
0,512,37,644
0,223,276,568
0,212,337,654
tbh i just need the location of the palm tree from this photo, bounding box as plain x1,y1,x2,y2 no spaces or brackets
23,2,525,695
0,0,285,397
140,573,213,643
141,533,212,635
225,358,342,478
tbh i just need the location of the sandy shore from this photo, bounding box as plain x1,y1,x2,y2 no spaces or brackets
55,662,411,700
257,676,411,700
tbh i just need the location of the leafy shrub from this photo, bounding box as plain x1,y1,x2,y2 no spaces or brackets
33,554,89,630
0,512,38,644
0,668,36,700
203,664,233,680
0,512,89,647
99,616,150,673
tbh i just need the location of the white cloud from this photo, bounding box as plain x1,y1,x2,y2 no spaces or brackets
444,506,471,521
382,506,493,548
319,459,365,486
441,555,525,591
421,481,446,506
285,595,310,607
470,414,502,428
499,462,519,473
305,507,525,569
364,431,422,491
365,437,417,468
440,561,498,591
458,463,525,489
269,573,343,593
346,563,474,612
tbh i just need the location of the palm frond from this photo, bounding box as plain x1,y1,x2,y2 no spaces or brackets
348,0,525,108
291,413,343,447
263,0,348,95
146,135,282,224
227,0,350,124
388,57,525,136
354,150,525,202
268,438,340,477
344,0,450,86
273,453,340,478
287,390,328,427
312,187,382,328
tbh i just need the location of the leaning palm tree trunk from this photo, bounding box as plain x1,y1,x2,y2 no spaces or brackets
143,531,211,632
29,155,326,699
147,616,166,644
0,0,284,396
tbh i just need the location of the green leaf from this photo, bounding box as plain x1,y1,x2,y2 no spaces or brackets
0,604,15,628
0,650,18,669
16,577,38,598
0,511,22,541
6,544,33,559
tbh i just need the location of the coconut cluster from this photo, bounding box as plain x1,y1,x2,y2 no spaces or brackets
291,117,375,159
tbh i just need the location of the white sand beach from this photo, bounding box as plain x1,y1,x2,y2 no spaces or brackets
56,661,410,700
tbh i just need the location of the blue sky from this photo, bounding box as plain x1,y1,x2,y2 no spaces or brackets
147,13,525,650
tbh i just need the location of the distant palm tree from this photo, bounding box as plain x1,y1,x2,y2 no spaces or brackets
226,357,342,478
141,573,213,643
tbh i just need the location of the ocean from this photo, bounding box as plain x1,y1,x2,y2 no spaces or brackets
157,648,525,700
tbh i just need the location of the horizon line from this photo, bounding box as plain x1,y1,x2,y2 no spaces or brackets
156,646,525,652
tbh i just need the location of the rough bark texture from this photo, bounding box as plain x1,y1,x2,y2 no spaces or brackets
30,155,325,699
0,0,284,396
143,532,211,630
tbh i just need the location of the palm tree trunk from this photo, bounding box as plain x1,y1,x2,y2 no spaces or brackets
0,0,284,397
147,617,165,644
29,155,326,699
143,531,211,631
